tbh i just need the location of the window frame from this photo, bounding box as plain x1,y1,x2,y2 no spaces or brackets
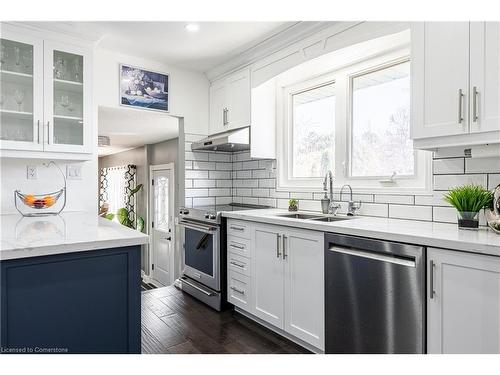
276,48,432,195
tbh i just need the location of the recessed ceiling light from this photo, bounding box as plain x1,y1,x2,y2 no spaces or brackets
185,23,200,32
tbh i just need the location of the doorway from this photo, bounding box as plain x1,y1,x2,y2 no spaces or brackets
149,163,175,286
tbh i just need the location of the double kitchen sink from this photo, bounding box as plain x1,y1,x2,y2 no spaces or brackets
273,212,356,222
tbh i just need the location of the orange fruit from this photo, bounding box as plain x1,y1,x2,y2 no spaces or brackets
43,196,56,207
24,194,36,206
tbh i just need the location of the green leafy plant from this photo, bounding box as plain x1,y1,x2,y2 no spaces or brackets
444,184,493,213
289,198,298,207
106,184,145,233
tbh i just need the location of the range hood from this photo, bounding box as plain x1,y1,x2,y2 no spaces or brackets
191,126,250,152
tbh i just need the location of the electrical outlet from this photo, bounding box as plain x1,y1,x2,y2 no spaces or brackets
66,165,82,180
27,165,37,180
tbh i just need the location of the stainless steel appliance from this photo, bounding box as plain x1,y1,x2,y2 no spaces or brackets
190,127,250,152
325,233,425,354
177,203,267,310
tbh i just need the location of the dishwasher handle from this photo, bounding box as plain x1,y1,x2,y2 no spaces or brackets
329,246,416,268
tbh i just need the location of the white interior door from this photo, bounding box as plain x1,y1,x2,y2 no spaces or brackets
151,166,174,286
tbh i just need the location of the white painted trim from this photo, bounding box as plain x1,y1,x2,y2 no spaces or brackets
148,163,175,285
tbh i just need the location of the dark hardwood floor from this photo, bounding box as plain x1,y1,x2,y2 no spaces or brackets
141,285,310,354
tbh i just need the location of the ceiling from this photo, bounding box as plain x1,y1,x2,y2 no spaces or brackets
98,106,179,157
25,21,295,72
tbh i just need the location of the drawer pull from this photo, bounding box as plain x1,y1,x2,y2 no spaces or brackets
229,243,245,250
230,261,245,268
230,226,245,231
230,286,245,295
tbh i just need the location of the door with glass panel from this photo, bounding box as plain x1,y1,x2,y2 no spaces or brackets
0,31,43,151
43,40,91,153
151,166,175,286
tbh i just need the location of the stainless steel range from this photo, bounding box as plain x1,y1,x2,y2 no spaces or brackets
176,203,268,311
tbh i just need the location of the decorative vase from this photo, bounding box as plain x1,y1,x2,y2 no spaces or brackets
457,211,479,229
288,204,298,212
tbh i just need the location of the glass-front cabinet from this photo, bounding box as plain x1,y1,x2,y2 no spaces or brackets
0,32,43,151
0,25,91,156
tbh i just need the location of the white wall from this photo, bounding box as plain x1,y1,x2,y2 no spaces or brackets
0,158,97,214
93,48,209,135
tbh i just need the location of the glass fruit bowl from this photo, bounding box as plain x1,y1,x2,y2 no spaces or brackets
13,161,67,217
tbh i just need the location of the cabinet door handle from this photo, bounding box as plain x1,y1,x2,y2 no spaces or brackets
37,120,41,143
229,226,244,231
229,243,244,250
276,233,281,258
457,89,464,124
430,260,436,299
230,286,245,295
472,86,479,122
225,107,229,125
230,261,245,268
46,121,50,144
282,235,287,259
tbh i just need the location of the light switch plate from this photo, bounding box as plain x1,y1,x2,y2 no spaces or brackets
66,164,82,180
27,165,37,180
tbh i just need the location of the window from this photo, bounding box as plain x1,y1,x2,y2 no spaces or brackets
350,60,413,178
276,32,431,193
291,82,335,178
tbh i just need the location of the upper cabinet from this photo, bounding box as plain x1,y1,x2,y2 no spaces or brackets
0,25,92,159
411,22,500,149
209,68,250,135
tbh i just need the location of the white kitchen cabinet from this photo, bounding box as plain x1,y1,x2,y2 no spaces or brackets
0,24,92,158
427,247,500,354
208,69,250,135
253,225,285,327
411,22,500,149
283,229,324,349
252,222,324,350
470,22,500,134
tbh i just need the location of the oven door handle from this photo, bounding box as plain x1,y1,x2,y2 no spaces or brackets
177,221,218,234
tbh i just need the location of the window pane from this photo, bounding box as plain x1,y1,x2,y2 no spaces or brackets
292,83,335,178
351,61,413,177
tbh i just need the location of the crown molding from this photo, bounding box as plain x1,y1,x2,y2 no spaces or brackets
204,21,339,81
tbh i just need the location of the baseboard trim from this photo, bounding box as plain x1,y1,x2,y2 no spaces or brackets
234,307,324,354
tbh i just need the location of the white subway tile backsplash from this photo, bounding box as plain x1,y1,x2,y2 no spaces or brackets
433,174,487,190
216,162,233,170
298,199,322,212
237,188,252,196
374,195,415,205
209,188,231,197
414,192,451,207
185,151,209,161
252,169,269,179
185,179,193,188
233,162,243,170
270,190,289,199
242,161,260,170
185,161,193,169
433,158,464,174
389,205,432,221
259,160,275,170
216,180,233,188
236,170,252,179
357,203,388,218
192,197,216,206
489,174,500,189
242,197,259,205
432,206,457,223
466,157,500,174
258,198,277,207
259,179,276,188
193,180,216,188
216,196,232,205
277,199,289,209
193,161,216,170
252,188,270,197
208,153,231,162
185,170,209,179
290,192,313,200
209,170,231,179
185,188,209,198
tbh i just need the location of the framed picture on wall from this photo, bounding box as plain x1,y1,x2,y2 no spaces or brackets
119,64,169,112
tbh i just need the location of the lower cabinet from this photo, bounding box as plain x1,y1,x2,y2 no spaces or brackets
227,219,324,351
428,247,500,354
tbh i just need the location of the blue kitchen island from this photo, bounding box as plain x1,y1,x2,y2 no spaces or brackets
0,213,149,354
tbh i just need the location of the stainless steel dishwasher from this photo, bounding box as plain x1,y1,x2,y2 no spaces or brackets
325,233,425,354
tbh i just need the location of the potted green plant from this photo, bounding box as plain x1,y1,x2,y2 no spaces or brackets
444,184,493,229
105,184,145,232
288,198,299,212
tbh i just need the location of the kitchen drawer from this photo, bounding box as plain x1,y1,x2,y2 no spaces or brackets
227,219,250,239
228,252,251,277
227,235,251,258
227,271,251,311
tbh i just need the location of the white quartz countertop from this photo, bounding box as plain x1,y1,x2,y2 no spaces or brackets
0,212,149,261
222,208,500,256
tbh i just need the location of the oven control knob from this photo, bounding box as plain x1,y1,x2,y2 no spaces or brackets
180,209,189,215
204,213,210,219
209,214,216,220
